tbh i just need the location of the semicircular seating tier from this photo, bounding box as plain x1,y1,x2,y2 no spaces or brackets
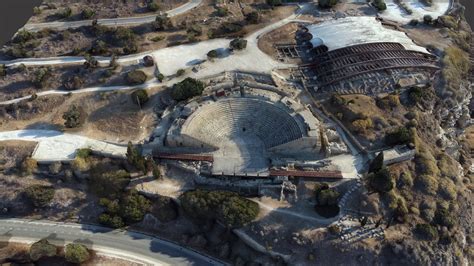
180,98,305,149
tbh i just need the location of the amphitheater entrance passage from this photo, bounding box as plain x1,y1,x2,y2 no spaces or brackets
212,136,269,175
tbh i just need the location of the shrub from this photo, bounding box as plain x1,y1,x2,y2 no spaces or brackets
187,24,203,37
121,190,152,223
171,77,205,101
215,6,229,17
423,14,433,24
415,174,438,195
351,118,373,134
368,167,394,193
32,67,52,88
157,73,165,82
64,243,90,264
0,64,6,77
99,213,125,228
319,0,338,8
76,148,92,159
71,157,90,172
409,19,419,26
151,196,177,222
176,69,185,76
21,156,38,175
316,188,340,206
207,49,218,59
373,0,387,11
246,11,260,24
415,223,438,240
266,0,282,6
25,185,55,208
63,105,84,128
230,38,247,50
399,172,413,187
147,1,160,12
153,15,172,31
48,162,62,175
131,89,149,106
63,76,84,90
81,8,95,19
57,7,72,19
437,15,458,30
368,152,384,174
416,151,439,176
180,190,259,228
89,168,130,198
438,178,457,200
126,70,148,85
433,208,455,228
442,46,470,92
385,127,412,146
219,22,242,34
29,239,57,261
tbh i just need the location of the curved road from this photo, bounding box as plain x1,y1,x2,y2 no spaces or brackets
0,218,225,265
22,0,202,32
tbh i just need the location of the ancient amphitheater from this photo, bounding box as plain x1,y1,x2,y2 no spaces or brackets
150,72,343,177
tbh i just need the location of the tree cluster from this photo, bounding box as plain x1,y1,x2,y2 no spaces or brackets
180,190,259,228
171,77,205,101
99,190,151,228
25,185,55,208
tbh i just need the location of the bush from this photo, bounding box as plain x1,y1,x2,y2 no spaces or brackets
29,239,57,261
151,196,177,222
32,67,52,88
57,7,72,18
433,208,455,228
99,213,125,228
266,0,282,6
368,152,384,173
126,70,148,85
121,190,152,223
171,77,205,101
131,89,149,106
64,243,90,264
319,0,338,8
157,73,165,82
230,38,247,50
81,8,95,19
187,24,203,37
176,69,185,76
438,178,456,200
63,105,83,128
351,118,373,134
409,19,419,26
423,14,433,24
63,76,84,90
415,174,439,195
89,168,130,198
437,15,458,30
0,64,6,77
246,11,260,24
153,15,172,31
368,167,394,193
415,223,438,240
147,1,160,12
76,148,92,159
207,49,218,59
25,185,55,208
215,6,228,17
180,190,259,228
373,0,387,11
442,46,470,92
21,156,37,175
385,127,412,146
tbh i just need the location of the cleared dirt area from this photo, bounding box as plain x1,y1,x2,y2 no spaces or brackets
28,0,187,23
258,22,299,59
0,90,160,143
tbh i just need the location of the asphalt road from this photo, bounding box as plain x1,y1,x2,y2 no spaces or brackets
0,218,225,266
22,0,202,32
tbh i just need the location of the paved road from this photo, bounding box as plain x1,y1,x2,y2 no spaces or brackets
22,0,202,32
0,218,225,266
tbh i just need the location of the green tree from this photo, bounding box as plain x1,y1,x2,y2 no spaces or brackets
126,70,148,85
385,127,412,146
368,167,394,193
368,152,384,173
25,185,55,208
415,223,438,240
373,0,387,11
81,8,95,19
32,67,52,88
121,190,151,223
153,15,172,31
64,243,90,264
131,89,149,106
171,77,205,101
62,105,83,128
319,0,338,8
29,239,57,261
230,38,247,50
147,1,160,12
63,75,84,90
207,49,219,59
